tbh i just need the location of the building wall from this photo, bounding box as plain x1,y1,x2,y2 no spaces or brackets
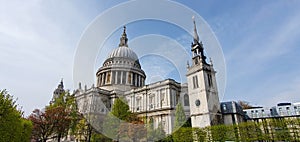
187,61,221,128
74,86,110,115
124,79,188,134
221,101,245,125
244,102,300,119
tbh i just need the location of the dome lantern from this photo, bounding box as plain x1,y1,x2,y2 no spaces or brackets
119,26,128,47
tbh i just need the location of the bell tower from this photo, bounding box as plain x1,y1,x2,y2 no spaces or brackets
186,17,221,128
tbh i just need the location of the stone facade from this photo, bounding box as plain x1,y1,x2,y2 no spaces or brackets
186,38,221,127
71,21,244,134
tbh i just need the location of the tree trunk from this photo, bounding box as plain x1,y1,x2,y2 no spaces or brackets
87,124,92,142
57,133,61,142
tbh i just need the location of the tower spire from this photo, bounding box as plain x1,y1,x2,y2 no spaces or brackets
119,26,128,47
190,17,207,65
59,78,64,89
192,16,199,44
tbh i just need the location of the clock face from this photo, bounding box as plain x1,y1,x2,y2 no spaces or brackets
195,99,200,106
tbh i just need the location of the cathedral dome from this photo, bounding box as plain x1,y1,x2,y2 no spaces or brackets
107,46,138,61
96,26,146,92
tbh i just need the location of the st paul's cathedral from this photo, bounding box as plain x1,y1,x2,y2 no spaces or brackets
53,19,245,135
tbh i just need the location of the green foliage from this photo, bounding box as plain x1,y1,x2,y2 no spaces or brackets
29,109,54,142
163,117,300,141
73,116,96,142
268,118,292,141
0,89,32,142
147,122,166,141
29,91,79,142
103,97,132,141
286,118,300,140
102,112,122,140
160,134,173,142
210,124,236,141
111,97,131,121
103,97,149,141
238,121,263,141
48,91,78,142
174,102,186,129
172,127,194,142
20,118,33,142
90,132,112,142
193,128,207,142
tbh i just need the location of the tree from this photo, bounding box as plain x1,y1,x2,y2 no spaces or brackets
146,116,166,141
172,102,190,141
103,97,131,141
119,113,147,141
238,100,253,109
0,89,32,142
111,97,131,121
174,102,187,129
74,115,95,142
20,118,33,141
48,91,78,142
47,106,72,142
90,132,113,142
29,91,79,142
193,128,207,142
29,109,54,142
172,127,194,142
210,124,236,142
103,97,147,141
103,112,121,140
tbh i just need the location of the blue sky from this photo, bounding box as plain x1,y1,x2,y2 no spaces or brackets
1,0,300,115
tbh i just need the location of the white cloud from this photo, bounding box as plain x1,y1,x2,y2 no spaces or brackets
0,0,93,115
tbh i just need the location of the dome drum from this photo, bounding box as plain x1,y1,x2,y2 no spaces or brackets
96,69,145,89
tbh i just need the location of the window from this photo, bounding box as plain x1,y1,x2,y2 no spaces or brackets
98,74,102,86
184,94,189,106
136,98,141,111
111,71,115,84
222,104,227,111
207,74,213,87
128,72,132,85
149,96,154,109
137,75,140,87
279,108,282,115
255,110,259,118
160,89,165,101
117,71,121,84
122,71,126,84
132,73,136,86
287,107,290,115
102,72,106,85
106,72,111,83
192,75,199,89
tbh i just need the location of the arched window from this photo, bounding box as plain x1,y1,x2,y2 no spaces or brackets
184,94,189,106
